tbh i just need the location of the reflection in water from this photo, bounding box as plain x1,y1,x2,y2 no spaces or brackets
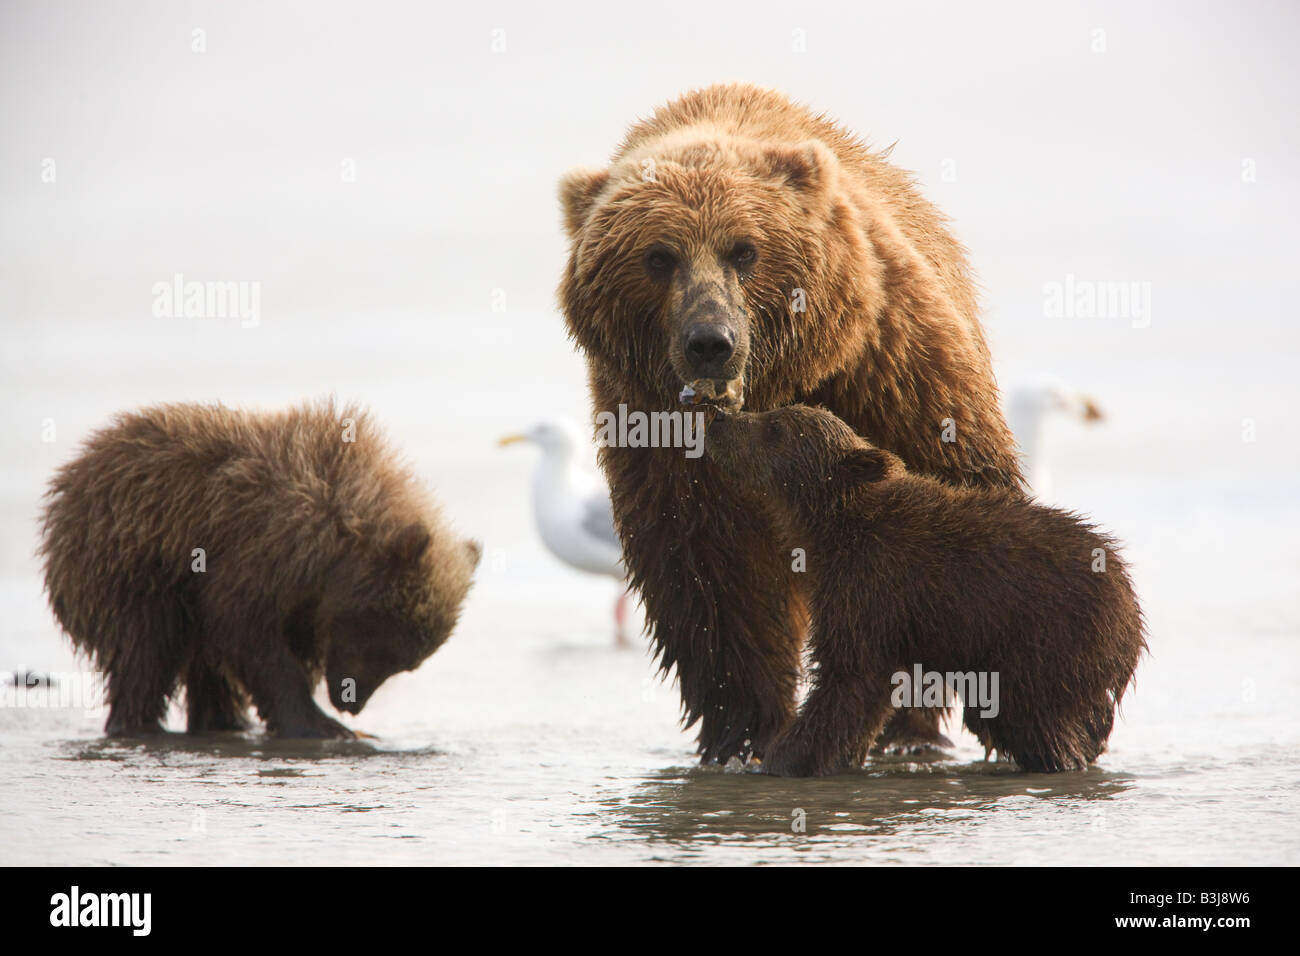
597,758,1135,851
57,733,438,763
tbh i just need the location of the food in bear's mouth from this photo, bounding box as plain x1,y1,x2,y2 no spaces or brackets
678,377,744,411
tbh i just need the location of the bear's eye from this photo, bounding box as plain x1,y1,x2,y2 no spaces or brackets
727,241,758,271
643,245,677,278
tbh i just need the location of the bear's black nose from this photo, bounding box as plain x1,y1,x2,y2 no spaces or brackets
684,324,736,374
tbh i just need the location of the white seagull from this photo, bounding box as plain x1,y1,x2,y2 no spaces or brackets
1007,378,1105,501
498,419,632,646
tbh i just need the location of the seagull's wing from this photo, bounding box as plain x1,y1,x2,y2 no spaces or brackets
580,491,621,552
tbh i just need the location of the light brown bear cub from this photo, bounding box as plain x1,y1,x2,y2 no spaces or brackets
705,405,1145,776
40,399,480,738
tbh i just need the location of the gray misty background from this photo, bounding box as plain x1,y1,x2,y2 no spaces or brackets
1,0,1297,788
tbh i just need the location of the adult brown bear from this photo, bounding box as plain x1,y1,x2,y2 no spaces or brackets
558,83,1022,763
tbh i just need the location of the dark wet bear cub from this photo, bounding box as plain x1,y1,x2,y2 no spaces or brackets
705,405,1145,776
40,399,480,738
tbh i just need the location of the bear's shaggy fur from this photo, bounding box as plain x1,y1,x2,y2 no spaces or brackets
705,404,1146,776
559,83,1023,762
39,399,480,738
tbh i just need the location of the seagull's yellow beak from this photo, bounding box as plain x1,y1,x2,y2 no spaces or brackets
1081,398,1105,423
497,434,528,447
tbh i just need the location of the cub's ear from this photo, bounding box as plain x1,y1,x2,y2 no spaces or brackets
559,167,610,239
465,539,483,569
760,140,838,198
386,522,431,568
836,447,895,486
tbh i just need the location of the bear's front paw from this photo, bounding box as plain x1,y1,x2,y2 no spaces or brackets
274,715,357,740
105,718,167,738
311,717,357,740
871,710,954,755
757,740,822,777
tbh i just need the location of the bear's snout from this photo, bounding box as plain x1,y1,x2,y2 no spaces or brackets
683,323,736,376
327,664,380,716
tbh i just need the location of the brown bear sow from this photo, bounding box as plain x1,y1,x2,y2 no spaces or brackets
705,405,1146,776
39,400,480,738
560,83,1023,762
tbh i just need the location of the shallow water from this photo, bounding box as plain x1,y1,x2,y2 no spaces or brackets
6,707,1297,866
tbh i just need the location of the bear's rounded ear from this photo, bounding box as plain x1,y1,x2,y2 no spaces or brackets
387,522,431,568
760,140,837,196
559,166,611,239
837,448,895,486
465,539,483,569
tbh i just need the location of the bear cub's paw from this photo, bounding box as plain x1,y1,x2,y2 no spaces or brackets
755,738,827,778
272,715,358,740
